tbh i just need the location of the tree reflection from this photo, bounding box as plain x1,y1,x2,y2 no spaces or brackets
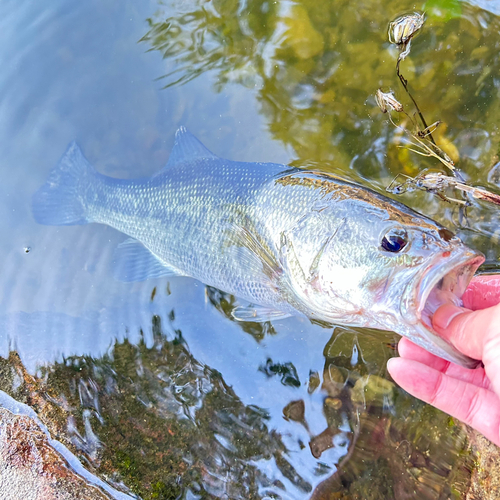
141,0,500,260
141,0,393,170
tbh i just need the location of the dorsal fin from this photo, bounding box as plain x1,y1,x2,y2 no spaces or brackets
166,126,218,167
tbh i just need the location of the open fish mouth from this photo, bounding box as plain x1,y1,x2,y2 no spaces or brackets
418,253,485,329
400,248,484,368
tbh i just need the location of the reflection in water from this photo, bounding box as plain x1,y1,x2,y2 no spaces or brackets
1,315,330,498
0,314,475,499
142,0,387,168
206,286,277,341
141,0,500,162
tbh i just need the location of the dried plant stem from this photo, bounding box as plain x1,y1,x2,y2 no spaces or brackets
387,170,500,208
388,111,469,188
396,61,436,146
387,114,453,172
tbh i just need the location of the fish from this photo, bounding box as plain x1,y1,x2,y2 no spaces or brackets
32,127,484,368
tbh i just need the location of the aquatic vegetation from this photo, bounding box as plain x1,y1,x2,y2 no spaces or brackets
388,12,424,51
387,170,500,207
376,10,500,228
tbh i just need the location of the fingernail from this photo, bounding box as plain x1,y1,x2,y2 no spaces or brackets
386,357,398,375
432,304,466,330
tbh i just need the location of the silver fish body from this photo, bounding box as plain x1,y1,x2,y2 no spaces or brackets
33,127,484,368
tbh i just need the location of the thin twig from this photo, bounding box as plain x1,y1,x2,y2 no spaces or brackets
396,60,436,146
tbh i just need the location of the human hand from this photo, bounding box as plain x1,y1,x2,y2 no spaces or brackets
387,275,500,446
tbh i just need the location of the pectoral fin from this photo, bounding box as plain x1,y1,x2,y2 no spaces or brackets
232,305,292,323
308,218,346,282
113,239,183,282
224,216,283,287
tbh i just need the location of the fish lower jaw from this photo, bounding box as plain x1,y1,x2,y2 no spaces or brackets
407,322,481,369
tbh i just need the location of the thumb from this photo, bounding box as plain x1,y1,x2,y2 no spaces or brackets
432,303,500,363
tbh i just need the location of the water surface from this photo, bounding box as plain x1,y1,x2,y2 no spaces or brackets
1,0,499,498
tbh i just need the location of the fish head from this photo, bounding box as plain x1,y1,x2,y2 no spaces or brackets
281,192,484,368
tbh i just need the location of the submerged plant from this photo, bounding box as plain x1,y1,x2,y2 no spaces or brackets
378,12,500,213
375,89,404,114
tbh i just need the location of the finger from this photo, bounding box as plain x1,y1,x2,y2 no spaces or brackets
463,275,500,310
397,337,490,389
482,333,500,402
432,303,500,360
433,304,500,398
387,358,500,447
398,336,450,369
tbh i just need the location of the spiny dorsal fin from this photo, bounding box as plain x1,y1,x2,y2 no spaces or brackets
166,126,218,167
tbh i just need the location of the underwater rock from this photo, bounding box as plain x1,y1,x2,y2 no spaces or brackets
0,408,111,500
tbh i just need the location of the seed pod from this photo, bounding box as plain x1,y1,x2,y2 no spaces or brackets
388,12,424,46
375,89,404,113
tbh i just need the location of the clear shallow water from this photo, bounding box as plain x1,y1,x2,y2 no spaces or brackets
1,0,499,498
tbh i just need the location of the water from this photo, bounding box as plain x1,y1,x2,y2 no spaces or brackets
1,0,499,497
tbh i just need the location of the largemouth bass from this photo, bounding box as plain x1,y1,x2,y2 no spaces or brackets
32,127,484,368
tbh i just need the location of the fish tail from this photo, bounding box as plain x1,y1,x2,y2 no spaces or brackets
32,142,97,225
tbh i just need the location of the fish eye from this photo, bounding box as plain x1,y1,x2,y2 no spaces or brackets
381,228,408,253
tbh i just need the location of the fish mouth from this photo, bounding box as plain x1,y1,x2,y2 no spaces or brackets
418,252,485,329
402,248,485,368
